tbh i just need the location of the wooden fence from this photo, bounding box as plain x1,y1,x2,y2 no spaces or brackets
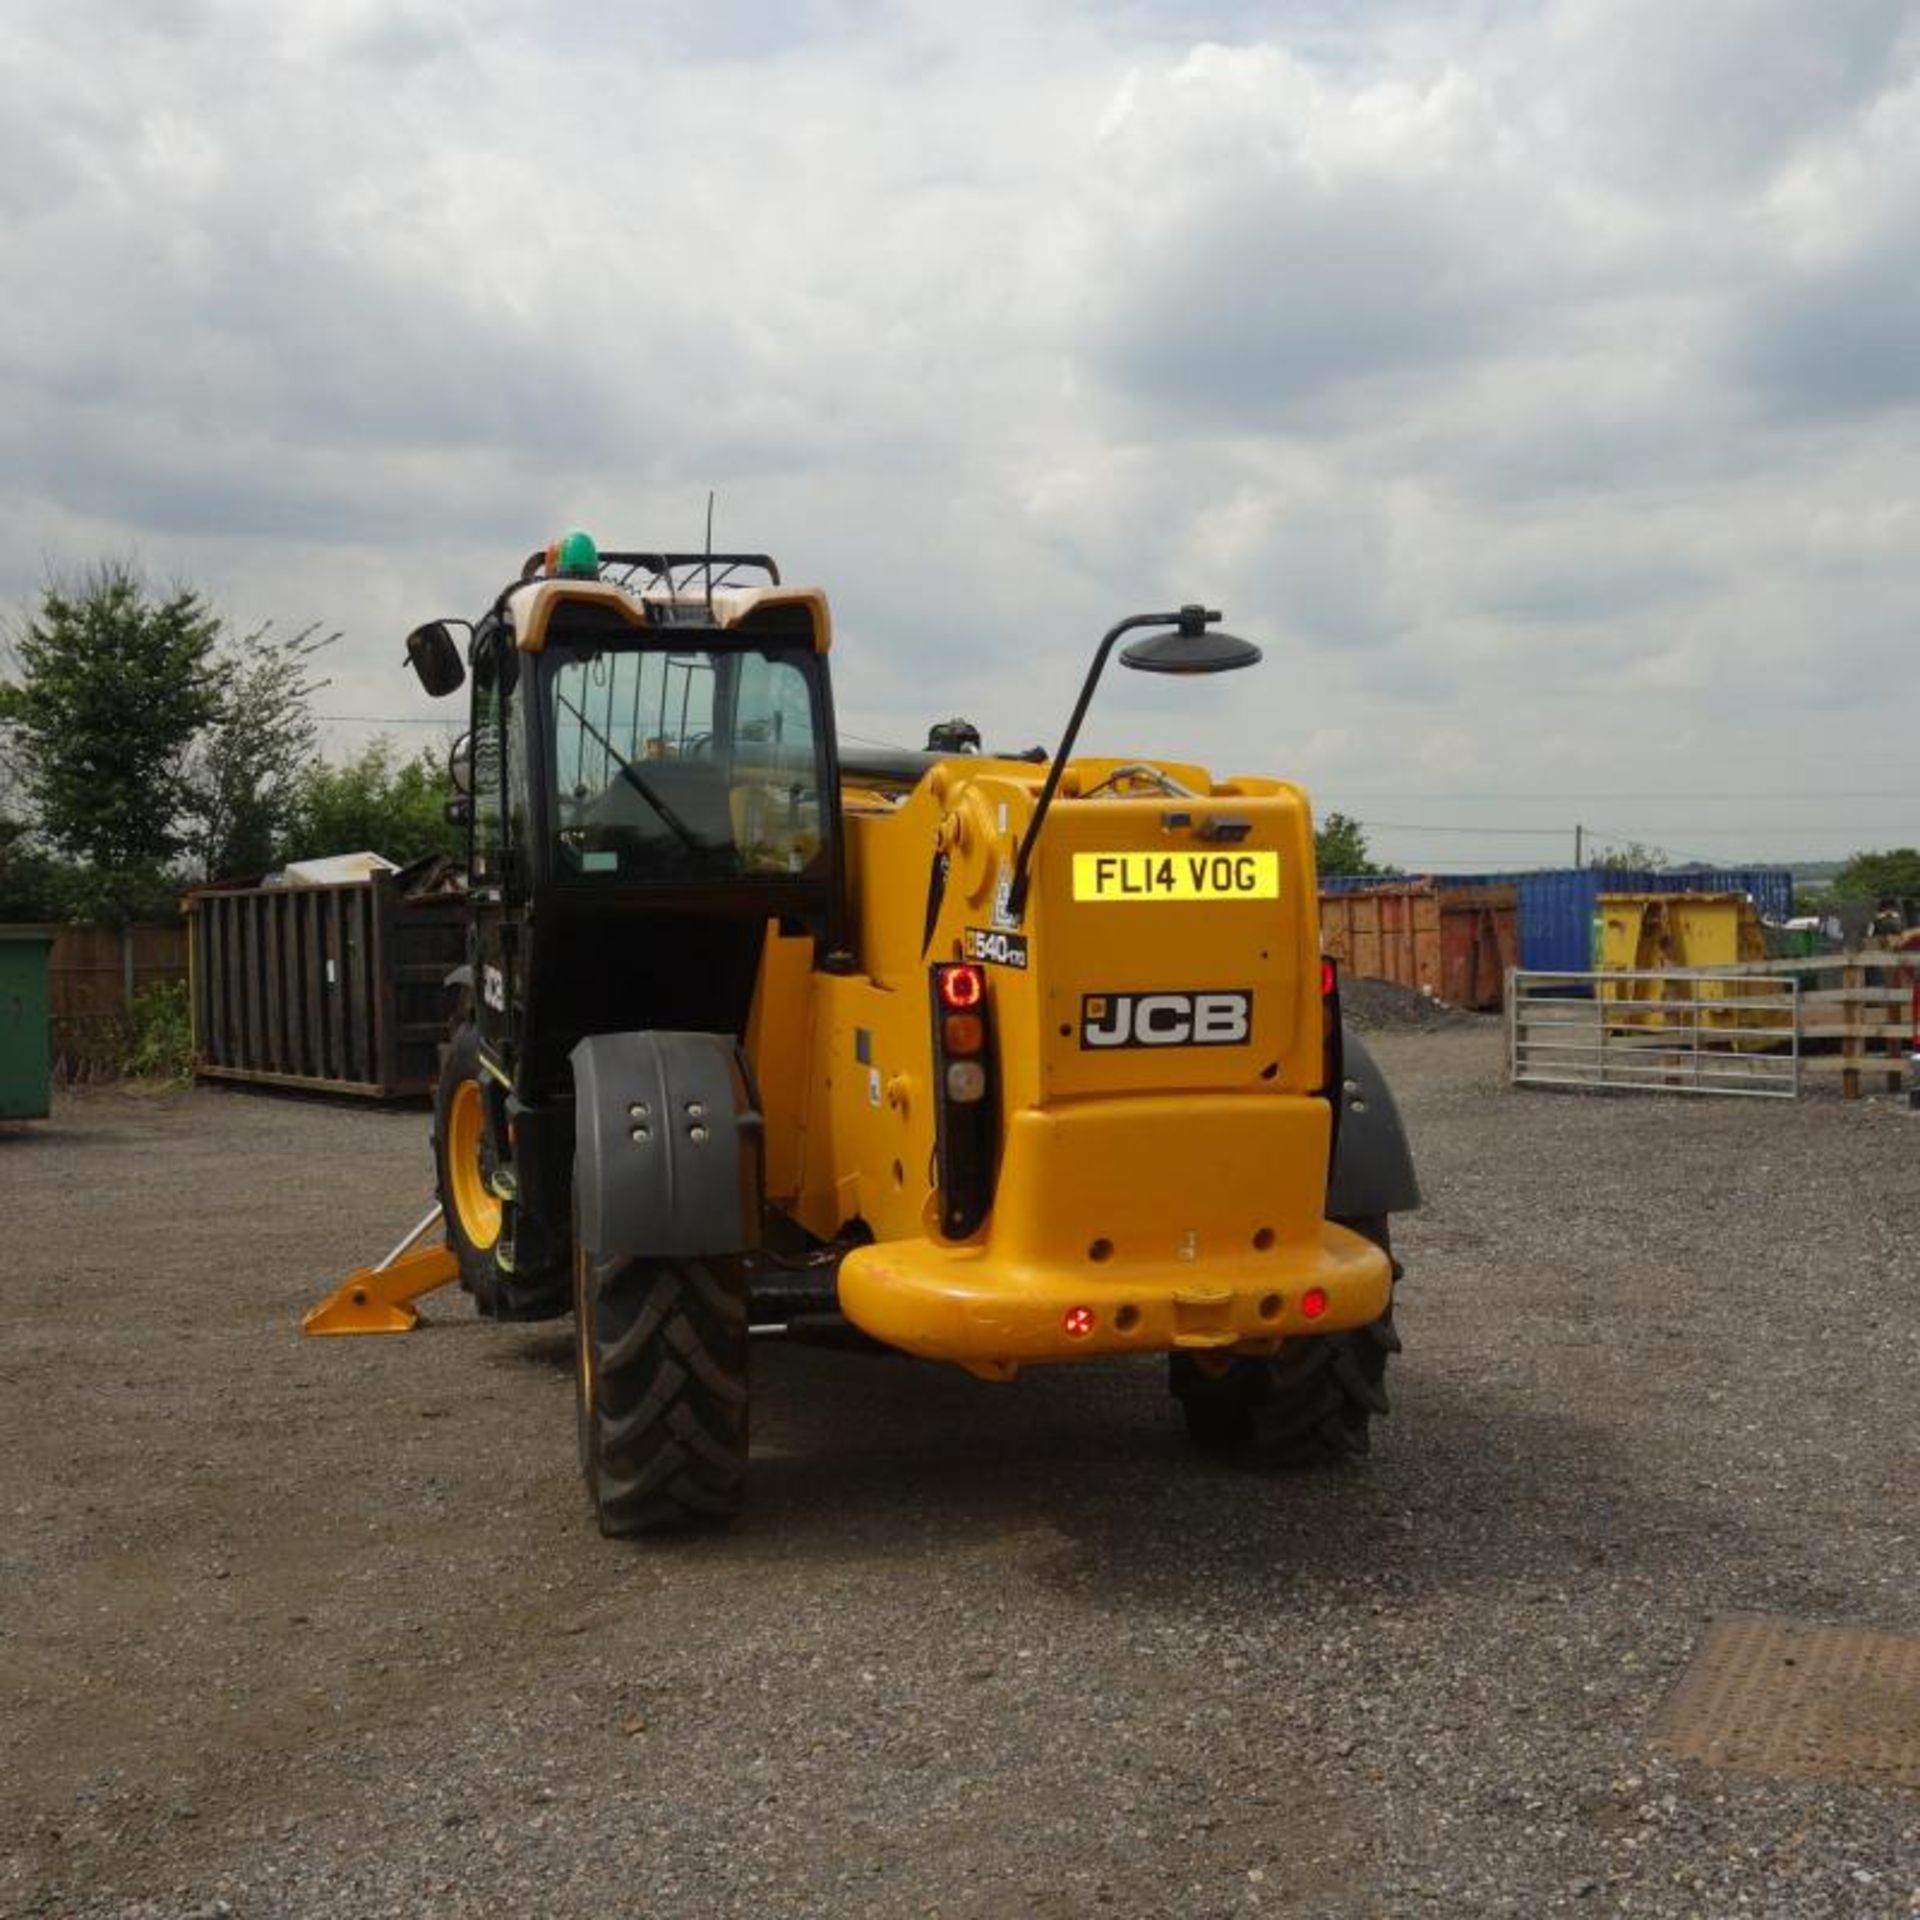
46,922,190,1077
1656,951,1917,1097
1772,952,1917,1097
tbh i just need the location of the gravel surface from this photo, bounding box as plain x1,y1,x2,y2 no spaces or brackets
1340,979,1492,1035
3,1034,1917,1919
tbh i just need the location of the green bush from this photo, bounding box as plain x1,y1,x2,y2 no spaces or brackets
124,979,193,1084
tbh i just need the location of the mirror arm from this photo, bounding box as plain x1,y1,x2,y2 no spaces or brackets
1004,611,1185,922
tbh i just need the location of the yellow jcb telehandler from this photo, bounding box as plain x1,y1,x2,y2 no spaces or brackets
308,534,1420,1534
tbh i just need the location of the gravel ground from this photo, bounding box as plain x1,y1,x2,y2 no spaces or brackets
1340,978,1492,1035
3,1030,1916,1919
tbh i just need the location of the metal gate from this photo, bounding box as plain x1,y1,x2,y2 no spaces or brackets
1509,969,1801,1098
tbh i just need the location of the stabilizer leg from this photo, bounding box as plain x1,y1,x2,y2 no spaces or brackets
303,1206,461,1336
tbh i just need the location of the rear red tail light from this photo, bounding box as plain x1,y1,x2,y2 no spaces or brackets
1321,957,1337,997
1301,1288,1328,1320
931,963,997,1236
938,963,985,1010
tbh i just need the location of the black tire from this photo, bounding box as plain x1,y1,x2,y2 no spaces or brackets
1171,1215,1401,1465
434,1023,506,1310
433,1024,568,1321
574,1244,750,1536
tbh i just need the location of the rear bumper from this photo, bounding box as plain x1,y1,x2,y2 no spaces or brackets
838,1219,1391,1372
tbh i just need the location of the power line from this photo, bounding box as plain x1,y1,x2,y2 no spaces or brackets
1325,789,1920,802
1356,820,1569,836
1565,824,1912,839
837,727,920,754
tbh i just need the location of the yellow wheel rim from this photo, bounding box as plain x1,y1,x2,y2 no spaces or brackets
447,1078,502,1249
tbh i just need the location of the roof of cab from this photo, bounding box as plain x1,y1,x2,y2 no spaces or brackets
505,575,832,655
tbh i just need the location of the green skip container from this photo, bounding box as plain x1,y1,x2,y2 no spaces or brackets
0,927,56,1120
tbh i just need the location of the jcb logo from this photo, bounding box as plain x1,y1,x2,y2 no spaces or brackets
1080,991,1252,1050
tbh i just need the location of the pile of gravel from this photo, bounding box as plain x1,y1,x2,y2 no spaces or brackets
1341,974,1493,1033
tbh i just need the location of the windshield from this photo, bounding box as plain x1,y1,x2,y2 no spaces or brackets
549,644,825,880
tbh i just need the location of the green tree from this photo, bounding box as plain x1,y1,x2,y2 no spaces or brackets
0,814,64,920
1831,847,1920,901
1315,810,1386,878
292,738,461,866
188,623,331,881
1593,840,1669,872
0,564,220,919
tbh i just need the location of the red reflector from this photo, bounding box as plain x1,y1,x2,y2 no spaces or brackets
1300,1287,1329,1320
942,1011,985,1055
1063,1305,1096,1339
938,963,986,1011
1320,958,1337,998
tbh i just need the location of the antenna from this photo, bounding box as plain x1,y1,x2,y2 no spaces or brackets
704,490,716,616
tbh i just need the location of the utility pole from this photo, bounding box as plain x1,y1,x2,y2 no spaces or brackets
1574,823,1583,870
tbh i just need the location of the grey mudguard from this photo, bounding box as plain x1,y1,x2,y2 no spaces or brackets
1326,1027,1421,1220
570,1031,765,1260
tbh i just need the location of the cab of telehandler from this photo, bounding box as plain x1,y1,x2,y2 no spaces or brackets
406,541,846,1320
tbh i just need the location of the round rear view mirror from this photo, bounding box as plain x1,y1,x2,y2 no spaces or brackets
1118,626,1263,675
447,730,474,795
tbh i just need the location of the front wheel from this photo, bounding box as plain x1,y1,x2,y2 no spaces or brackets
574,1244,750,1536
434,1023,504,1305
1171,1215,1401,1464
433,1024,569,1320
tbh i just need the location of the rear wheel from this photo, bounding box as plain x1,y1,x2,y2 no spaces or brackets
574,1243,750,1536
1171,1215,1401,1464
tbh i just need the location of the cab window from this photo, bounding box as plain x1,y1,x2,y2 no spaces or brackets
550,646,823,879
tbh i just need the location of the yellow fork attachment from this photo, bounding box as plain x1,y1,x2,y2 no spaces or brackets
302,1205,460,1336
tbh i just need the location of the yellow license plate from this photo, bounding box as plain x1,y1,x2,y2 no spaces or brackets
1072,850,1280,902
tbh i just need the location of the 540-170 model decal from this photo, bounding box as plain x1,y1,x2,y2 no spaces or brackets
963,927,1029,970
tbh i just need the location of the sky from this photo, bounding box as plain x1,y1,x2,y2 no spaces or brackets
3,0,1918,873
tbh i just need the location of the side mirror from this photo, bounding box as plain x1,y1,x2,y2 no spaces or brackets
447,730,474,796
406,621,467,697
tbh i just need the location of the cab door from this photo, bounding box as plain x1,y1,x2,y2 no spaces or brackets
466,625,521,1063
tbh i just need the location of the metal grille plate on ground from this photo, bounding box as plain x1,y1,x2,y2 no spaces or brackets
1650,1615,1920,1789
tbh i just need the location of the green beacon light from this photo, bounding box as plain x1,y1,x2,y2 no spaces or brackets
551,529,599,578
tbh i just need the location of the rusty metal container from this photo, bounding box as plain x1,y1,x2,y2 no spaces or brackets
1318,881,1516,1011
187,866,464,1098
1437,886,1518,1010
1318,885,1442,999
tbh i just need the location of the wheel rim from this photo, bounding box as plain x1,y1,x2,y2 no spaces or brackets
446,1078,502,1249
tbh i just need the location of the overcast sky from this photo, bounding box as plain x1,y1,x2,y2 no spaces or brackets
4,0,1917,871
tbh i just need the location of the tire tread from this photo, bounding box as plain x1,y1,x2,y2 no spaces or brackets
577,1253,749,1536
1171,1215,1399,1467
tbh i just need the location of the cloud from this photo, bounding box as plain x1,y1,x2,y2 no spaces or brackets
2,0,1918,867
